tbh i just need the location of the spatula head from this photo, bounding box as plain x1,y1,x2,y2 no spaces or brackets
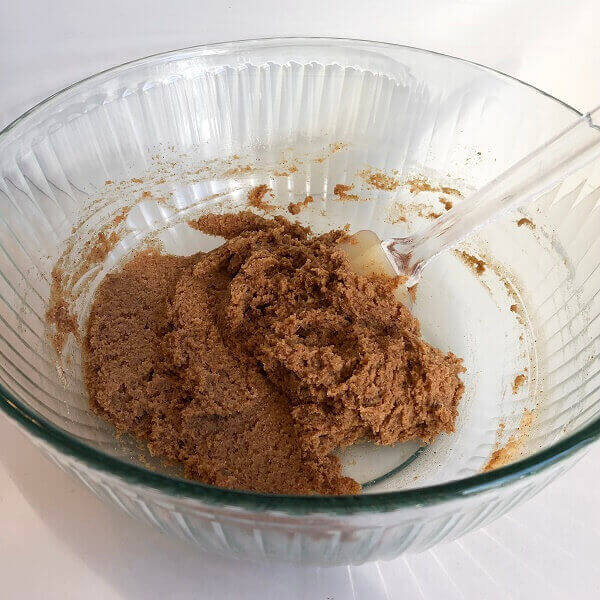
337,230,397,277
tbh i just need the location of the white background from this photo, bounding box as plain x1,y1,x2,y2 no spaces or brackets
1,1,600,598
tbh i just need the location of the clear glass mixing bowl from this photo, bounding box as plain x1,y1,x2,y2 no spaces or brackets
1,38,599,566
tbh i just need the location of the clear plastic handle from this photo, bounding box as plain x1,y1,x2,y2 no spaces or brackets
384,106,600,286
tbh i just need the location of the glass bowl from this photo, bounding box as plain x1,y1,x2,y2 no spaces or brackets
1,38,599,566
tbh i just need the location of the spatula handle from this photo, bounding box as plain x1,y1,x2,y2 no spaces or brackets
384,106,600,286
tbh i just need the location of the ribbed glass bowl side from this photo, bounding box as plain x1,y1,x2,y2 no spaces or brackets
21,428,578,565
1,39,599,564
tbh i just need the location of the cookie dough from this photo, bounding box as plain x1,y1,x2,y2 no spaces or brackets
84,211,464,494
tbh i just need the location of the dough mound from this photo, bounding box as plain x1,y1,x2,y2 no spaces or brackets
84,211,464,495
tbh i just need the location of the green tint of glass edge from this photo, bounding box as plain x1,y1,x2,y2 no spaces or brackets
2,383,598,514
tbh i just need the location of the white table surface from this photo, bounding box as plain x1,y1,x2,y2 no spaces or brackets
1,2,600,598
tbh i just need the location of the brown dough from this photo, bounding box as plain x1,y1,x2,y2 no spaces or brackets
84,212,464,495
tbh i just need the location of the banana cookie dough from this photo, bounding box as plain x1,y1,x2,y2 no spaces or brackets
84,211,464,494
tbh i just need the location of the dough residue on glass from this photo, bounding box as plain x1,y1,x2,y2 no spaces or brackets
512,373,526,394
247,184,275,212
483,410,534,472
333,183,359,201
288,195,314,215
360,169,400,191
457,250,486,276
517,217,535,229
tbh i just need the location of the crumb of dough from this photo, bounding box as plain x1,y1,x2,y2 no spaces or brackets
512,373,526,394
510,304,518,313
330,142,347,153
440,187,462,197
406,177,437,194
517,217,535,229
247,184,275,212
112,207,130,227
457,251,486,275
439,197,453,211
333,184,359,201
361,170,400,191
421,208,442,220
84,212,464,495
222,165,252,177
288,195,314,215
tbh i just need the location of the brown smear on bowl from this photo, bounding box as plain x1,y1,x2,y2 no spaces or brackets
83,211,465,495
69,229,121,294
112,206,131,227
456,251,486,276
46,220,126,355
46,266,81,355
360,169,400,191
440,186,462,197
406,177,438,194
405,177,463,198
439,197,453,211
483,410,534,472
388,202,442,224
380,174,463,225
408,284,418,302
84,231,120,264
333,183,360,202
274,165,299,177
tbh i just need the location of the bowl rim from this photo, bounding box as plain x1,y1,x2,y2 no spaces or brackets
1,36,597,515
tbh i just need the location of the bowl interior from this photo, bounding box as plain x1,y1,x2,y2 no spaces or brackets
1,39,599,495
